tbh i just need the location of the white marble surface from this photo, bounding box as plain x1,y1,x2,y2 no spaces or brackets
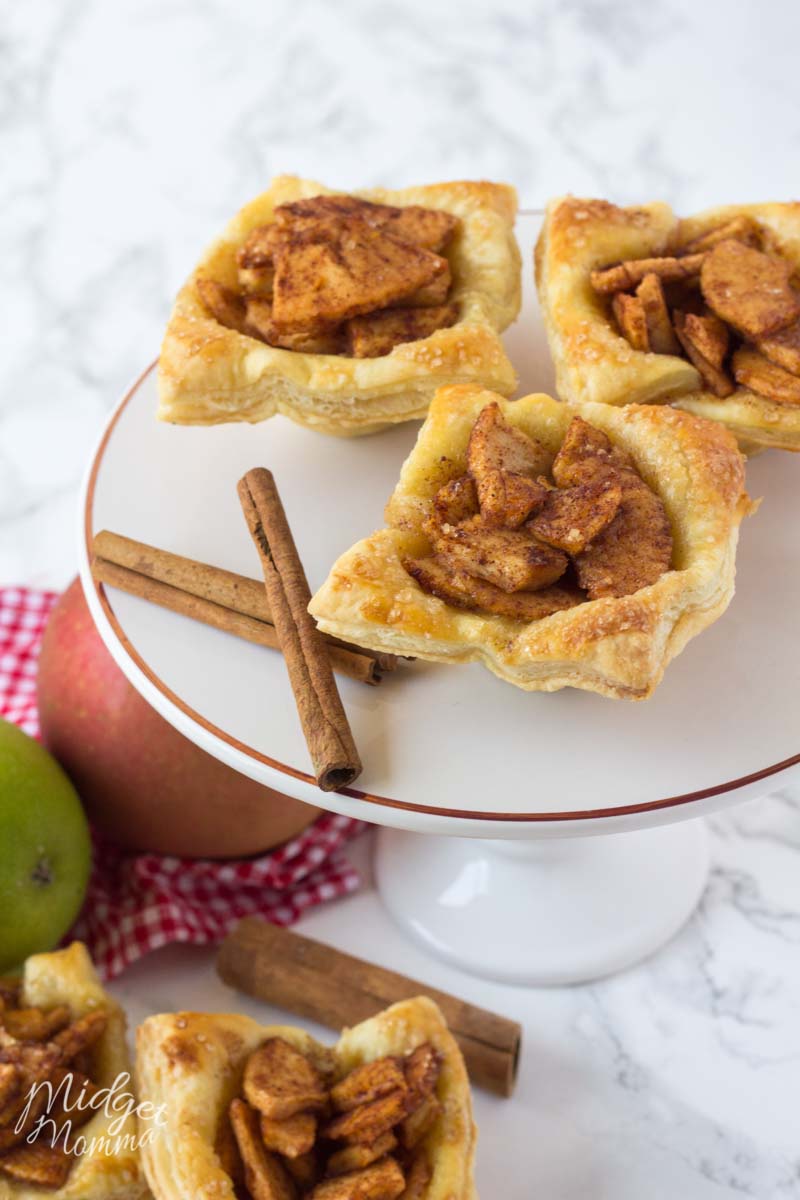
4,1,800,1194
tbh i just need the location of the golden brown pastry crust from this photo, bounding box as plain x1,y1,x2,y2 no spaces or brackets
309,386,751,700
135,997,476,1200
535,196,800,451
158,175,520,437
0,942,149,1200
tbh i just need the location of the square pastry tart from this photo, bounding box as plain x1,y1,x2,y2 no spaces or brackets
158,175,521,437
0,942,148,1199
535,196,800,451
309,385,751,699
135,996,476,1200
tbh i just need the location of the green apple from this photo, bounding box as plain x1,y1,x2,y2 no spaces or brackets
0,717,91,972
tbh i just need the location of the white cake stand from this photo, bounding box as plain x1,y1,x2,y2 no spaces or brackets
78,215,800,985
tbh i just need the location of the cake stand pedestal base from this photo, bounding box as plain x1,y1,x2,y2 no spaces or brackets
374,818,709,986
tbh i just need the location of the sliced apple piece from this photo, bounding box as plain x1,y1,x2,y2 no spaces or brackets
331,1058,406,1114
733,347,800,405
308,1157,406,1200
276,195,458,253
323,1089,407,1145
433,522,567,593
403,1044,441,1104
757,317,800,376
636,273,681,355
391,259,451,308
700,239,800,338
551,417,633,488
673,310,734,397
611,292,650,352
326,1132,397,1177
272,222,445,328
346,301,457,358
245,298,343,354
404,557,582,622
229,1098,297,1200
259,1112,317,1158
591,253,705,294
431,476,479,529
467,402,551,526
527,473,623,555
472,470,548,529
243,1038,327,1120
573,470,672,600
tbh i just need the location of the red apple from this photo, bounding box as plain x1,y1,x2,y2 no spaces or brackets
36,578,319,857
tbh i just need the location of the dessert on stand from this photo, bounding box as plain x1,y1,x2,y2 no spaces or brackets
79,210,800,987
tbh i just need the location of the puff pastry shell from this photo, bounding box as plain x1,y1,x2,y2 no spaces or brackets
158,175,521,437
0,942,149,1200
309,386,751,700
135,996,476,1200
535,196,800,451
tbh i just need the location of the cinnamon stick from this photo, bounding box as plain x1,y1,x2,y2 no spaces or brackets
92,556,379,685
218,919,521,1098
237,468,362,792
91,530,397,685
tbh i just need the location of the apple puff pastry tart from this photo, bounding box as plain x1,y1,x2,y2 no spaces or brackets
136,996,476,1200
535,196,800,451
0,942,148,1199
158,175,520,437
309,386,751,700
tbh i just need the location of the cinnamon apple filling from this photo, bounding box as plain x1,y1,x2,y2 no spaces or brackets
0,981,108,1188
592,219,800,405
219,1036,441,1200
198,194,460,358
404,403,673,617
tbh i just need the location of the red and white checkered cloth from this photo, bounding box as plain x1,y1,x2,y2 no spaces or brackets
0,587,50,736
0,586,366,979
